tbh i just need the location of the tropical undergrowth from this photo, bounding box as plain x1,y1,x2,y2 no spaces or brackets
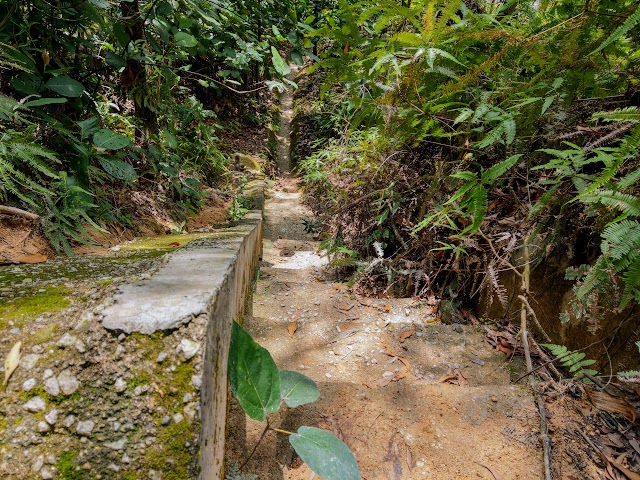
298,1,640,339
0,0,321,253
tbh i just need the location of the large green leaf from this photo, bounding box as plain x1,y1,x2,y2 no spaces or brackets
23,97,67,107
45,76,84,97
271,47,291,76
97,157,137,183
175,32,198,48
93,129,131,150
279,371,319,408
289,427,360,480
228,322,281,421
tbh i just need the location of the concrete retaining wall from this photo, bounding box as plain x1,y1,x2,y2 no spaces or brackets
199,211,262,479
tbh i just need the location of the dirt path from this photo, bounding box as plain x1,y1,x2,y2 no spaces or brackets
225,74,543,479
226,178,543,479
275,67,298,174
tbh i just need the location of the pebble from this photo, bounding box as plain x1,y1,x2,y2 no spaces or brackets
19,354,41,370
173,413,184,424
191,374,202,390
58,369,80,395
37,421,50,433
156,351,168,363
40,466,54,479
178,339,200,360
23,396,46,413
44,377,60,397
22,378,37,392
108,463,121,472
104,437,127,451
43,369,54,380
114,378,127,393
75,340,87,353
325,373,332,379
31,456,44,472
45,409,59,426
46,454,56,465
9,327,20,335
57,333,78,348
63,415,77,429
382,371,394,377
184,403,197,423
76,420,95,436
133,385,148,396
160,416,171,426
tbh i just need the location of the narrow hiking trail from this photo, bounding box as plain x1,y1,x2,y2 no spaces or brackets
225,74,543,479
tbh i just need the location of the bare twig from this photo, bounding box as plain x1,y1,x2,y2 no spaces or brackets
0,205,39,221
517,294,552,343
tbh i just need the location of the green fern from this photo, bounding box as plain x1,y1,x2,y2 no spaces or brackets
541,343,598,378
590,5,640,55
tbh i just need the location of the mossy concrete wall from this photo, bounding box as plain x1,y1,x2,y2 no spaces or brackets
199,210,262,479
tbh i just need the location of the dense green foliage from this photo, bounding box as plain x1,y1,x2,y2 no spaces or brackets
298,0,640,323
0,0,320,251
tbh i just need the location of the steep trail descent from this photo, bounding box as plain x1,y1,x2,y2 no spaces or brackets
225,72,543,479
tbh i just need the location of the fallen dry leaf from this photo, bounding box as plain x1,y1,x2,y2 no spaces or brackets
438,368,467,386
12,253,47,264
334,298,355,311
586,388,637,422
334,283,344,291
399,328,415,343
478,463,504,480
287,321,298,336
167,241,180,246
364,375,394,389
383,304,391,312
4,341,22,385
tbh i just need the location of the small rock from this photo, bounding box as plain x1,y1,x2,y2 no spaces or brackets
57,333,78,348
156,351,168,363
172,413,184,424
160,416,171,426
325,373,332,379
23,396,46,413
22,378,37,392
75,340,87,353
104,437,127,451
9,327,20,335
107,463,120,472
44,377,60,397
46,454,56,465
63,415,77,429
490,396,498,403
122,454,131,464
57,369,80,395
113,421,121,432
471,357,485,366
37,421,50,433
453,324,463,333
114,344,125,358
76,420,95,436
44,409,59,426
19,354,41,371
177,339,200,360
114,378,127,393
31,456,44,472
191,374,202,390
133,385,148,396
382,371,394,377
183,393,193,403
43,369,54,380
184,403,197,423
40,466,54,479
118,333,126,342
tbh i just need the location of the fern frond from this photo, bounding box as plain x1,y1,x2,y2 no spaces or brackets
584,123,636,151
591,6,640,54
591,107,640,123
580,190,640,217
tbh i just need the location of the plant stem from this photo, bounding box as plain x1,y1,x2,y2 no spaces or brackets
271,427,294,435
